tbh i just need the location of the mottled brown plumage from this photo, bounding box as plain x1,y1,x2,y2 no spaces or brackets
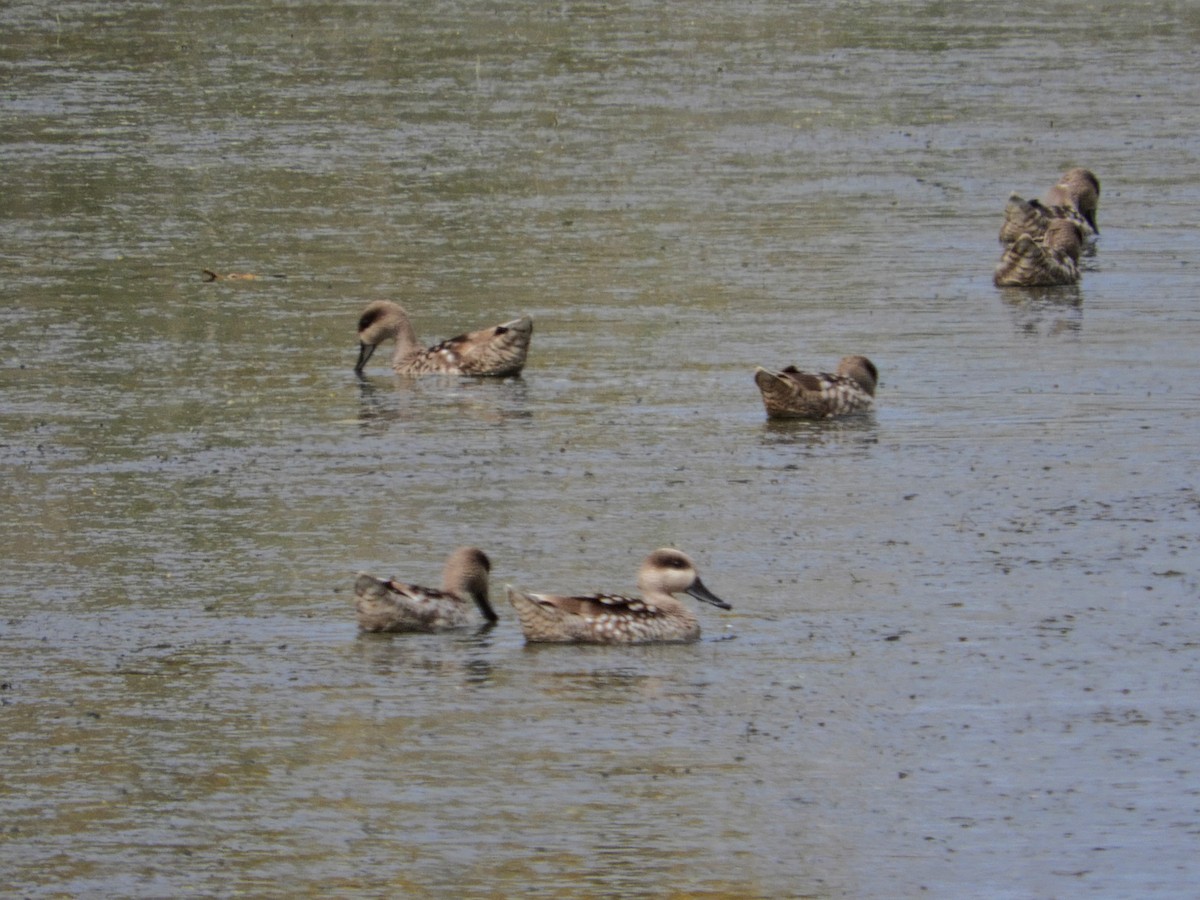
753,355,877,419
507,549,731,644
994,218,1082,287
355,547,497,632
999,167,1099,245
355,300,532,376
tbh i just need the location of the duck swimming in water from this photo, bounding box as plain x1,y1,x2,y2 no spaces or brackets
355,546,498,632
354,300,532,377
507,548,731,644
753,355,878,420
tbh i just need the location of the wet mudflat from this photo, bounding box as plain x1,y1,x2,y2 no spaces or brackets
2,2,1199,896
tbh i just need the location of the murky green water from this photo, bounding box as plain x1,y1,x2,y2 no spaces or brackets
3,1,1199,896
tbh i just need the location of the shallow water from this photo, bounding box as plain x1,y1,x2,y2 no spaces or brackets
2,1,1199,897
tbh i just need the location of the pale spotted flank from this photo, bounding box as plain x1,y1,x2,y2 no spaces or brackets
355,300,532,377
506,548,731,644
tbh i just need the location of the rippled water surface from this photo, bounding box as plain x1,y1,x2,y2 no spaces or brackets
3,2,1199,897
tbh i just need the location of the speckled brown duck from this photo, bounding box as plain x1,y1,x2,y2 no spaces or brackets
999,167,1100,246
753,355,878,420
354,300,533,376
355,546,498,632
506,548,731,644
994,217,1083,287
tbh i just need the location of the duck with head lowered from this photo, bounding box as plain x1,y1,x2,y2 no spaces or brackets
753,355,878,420
355,546,498,632
354,300,532,377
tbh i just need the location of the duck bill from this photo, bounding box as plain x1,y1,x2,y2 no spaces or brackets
501,315,533,332
686,577,731,610
474,595,500,624
354,341,377,374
